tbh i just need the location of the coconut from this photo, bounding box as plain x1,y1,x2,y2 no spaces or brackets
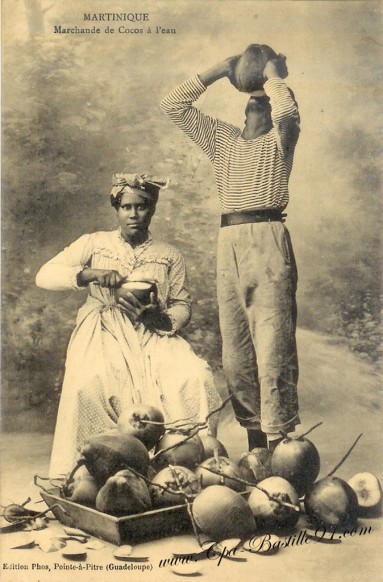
65,432,150,488
117,404,165,450
150,466,200,508
199,435,228,459
96,469,152,516
232,44,278,93
247,476,300,530
347,472,382,517
196,456,246,492
152,431,204,472
64,474,99,507
192,485,256,541
238,448,273,484
304,476,359,529
271,436,320,496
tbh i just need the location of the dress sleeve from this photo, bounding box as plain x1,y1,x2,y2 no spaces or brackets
35,234,94,291
163,250,192,334
160,75,218,163
264,77,300,158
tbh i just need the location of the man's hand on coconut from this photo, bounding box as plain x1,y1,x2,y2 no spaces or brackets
198,54,241,87
225,54,243,86
264,54,288,81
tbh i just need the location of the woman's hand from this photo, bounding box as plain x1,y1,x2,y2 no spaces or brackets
117,291,158,324
78,268,125,288
118,292,173,331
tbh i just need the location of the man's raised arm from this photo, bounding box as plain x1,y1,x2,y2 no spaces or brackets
263,57,300,156
160,56,238,161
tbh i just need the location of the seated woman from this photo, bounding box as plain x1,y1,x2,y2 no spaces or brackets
36,173,222,477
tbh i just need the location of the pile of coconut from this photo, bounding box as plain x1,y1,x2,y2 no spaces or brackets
35,403,382,544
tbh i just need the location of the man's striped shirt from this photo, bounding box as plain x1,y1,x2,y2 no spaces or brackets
160,75,300,213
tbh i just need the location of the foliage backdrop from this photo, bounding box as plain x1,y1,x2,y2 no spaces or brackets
2,0,382,431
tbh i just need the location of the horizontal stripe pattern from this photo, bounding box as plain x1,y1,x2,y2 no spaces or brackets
161,75,300,212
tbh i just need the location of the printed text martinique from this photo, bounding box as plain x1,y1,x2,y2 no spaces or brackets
83,13,149,22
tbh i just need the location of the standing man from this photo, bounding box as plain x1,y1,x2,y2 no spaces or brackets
160,51,300,451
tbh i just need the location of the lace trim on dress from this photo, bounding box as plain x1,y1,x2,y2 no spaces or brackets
117,228,153,256
116,229,174,268
134,257,172,269
87,230,169,271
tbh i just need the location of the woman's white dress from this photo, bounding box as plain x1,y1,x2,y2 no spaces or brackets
36,229,222,476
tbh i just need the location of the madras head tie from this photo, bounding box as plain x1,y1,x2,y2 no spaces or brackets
110,173,170,199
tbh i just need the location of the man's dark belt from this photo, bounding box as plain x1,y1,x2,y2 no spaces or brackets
221,209,286,227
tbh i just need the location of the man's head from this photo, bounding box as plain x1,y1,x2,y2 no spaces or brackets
245,94,271,116
244,94,272,133
243,87,299,135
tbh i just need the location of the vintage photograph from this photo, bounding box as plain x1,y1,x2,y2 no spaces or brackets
1,1,382,580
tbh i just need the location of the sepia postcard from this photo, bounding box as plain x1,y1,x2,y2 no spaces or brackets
1,1,382,581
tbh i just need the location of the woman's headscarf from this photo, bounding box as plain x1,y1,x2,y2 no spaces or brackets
110,173,170,202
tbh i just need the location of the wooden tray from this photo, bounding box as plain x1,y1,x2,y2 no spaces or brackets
40,488,192,545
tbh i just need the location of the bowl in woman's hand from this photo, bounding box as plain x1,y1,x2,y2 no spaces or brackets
116,281,158,306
